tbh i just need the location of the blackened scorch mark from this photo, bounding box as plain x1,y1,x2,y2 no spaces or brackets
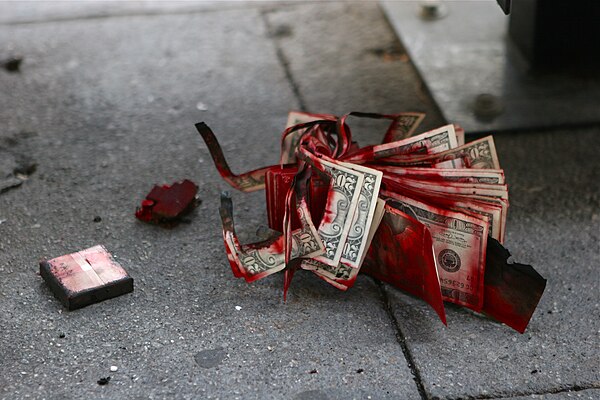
2,57,23,72
97,377,111,385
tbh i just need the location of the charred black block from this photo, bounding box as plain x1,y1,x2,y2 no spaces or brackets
40,245,133,310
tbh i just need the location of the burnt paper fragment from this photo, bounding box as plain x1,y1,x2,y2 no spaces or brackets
40,245,133,310
196,122,273,192
482,238,547,333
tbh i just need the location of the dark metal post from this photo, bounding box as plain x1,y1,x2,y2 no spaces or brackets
508,0,600,70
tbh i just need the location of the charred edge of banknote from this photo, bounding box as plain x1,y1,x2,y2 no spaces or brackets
283,165,309,265
282,119,337,144
283,258,303,301
218,192,243,278
196,122,269,192
294,164,312,206
336,119,351,157
196,122,233,177
219,191,234,232
283,179,296,265
296,147,330,182
482,238,547,333
281,120,340,164
346,112,397,120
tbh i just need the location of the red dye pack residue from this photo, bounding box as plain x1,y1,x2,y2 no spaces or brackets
135,179,199,224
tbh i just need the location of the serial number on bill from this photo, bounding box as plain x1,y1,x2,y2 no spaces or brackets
440,278,473,291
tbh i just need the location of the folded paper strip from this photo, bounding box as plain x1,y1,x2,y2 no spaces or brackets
197,111,546,333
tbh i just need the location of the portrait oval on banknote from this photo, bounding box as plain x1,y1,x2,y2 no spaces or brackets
438,249,461,273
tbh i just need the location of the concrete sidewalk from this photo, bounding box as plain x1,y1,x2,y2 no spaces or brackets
0,2,598,399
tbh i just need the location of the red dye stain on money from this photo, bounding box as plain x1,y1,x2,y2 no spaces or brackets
197,110,546,332
363,203,446,324
136,179,199,224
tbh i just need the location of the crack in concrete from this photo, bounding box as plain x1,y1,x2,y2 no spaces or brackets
260,9,308,113
443,384,600,400
374,278,600,400
374,278,430,400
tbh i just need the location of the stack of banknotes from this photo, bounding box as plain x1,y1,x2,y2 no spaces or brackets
197,111,546,332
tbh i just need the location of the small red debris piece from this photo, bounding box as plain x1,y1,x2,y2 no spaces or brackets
135,179,199,224
39,245,133,310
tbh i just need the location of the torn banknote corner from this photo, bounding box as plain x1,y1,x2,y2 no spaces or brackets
40,245,133,310
135,179,199,225
197,111,547,333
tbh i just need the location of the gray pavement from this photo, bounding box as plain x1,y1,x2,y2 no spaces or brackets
0,2,598,399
